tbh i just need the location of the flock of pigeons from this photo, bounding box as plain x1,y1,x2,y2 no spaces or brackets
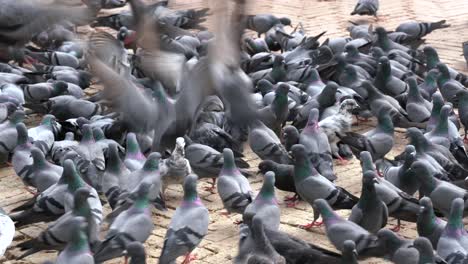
0,0,468,263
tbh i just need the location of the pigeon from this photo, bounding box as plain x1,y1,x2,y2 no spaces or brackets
16,187,100,259
299,108,336,181
257,83,290,135
217,148,253,215
350,0,379,17
257,160,296,199
159,174,209,264
22,81,69,103
282,125,299,152
24,95,102,120
93,182,154,263
28,114,59,155
419,69,439,100
427,92,458,135
376,229,419,263
124,132,147,172
338,107,394,161
125,241,146,264
10,159,102,228
314,199,381,257
245,14,292,37
101,143,131,209
413,237,440,264
0,110,25,164
405,77,431,123
349,171,388,233
291,144,358,229
19,147,62,193
436,198,468,261
458,90,468,143
0,207,14,257
190,121,243,155
249,120,291,164
50,132,78,164
360,151,420,232
235,218,286,264
55,217,94,264
92,127,124,159
425,104,454,149
374,57,408,96
417,197,446,248
377,145,419,196
243,171,280,231
396,20,450,39
319,99,359,163
161,137,192,192
410,161,468,217
436,63,465,105
12,123,33,186
341,241,359,264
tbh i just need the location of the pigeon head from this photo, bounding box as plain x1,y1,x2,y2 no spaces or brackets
419,197,434,215
417,197,439,233
283,125,299,140
343,65,358,81
446,198,464,234
359,151,376,172
9,110,25,124
183,174,199,203
376,229,402,248
108,143,124,172
440,104,451,119
272,55,285,68
126,241,146,261
436,63,450,79
426,69,438,82
257,79,275,95
371,47,385,59
406,128,428,151
409,161,436,194
126,133,143,159
344,44,359,57
305,108,320,129
222,148,238,172
290,144,308,162
53,81,68,94
313,199,337,221
423,46,439,69
258,160,277,174
339,99,359,113
258,171,276,200
378,57,391,77
403,145,417,165
362,171,377,191
142,152,161,172
250,217,285,264
76,117,91,128
412,237,435,263
407,77,419,95
81,125,95,143
15,123,30,146
61,160,86,191
279,17,292,26
275,83,289,97
376,107,393,133
92,127,105,141
342,240,358,261
31,147,46,166
73,187,91,214
118,26,137,46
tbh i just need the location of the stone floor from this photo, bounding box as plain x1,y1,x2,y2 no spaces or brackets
1,0,468,263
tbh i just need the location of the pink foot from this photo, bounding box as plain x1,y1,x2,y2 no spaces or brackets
234,219,243,225
284,194,299,202
337,156,349,165
182,253,197,264
203,178,217,194
286,200,299,208
299,221,323,230
464,136,468,144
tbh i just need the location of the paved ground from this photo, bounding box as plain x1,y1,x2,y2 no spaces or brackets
1,0,468,263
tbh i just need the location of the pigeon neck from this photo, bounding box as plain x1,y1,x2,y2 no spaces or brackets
377,116,394,135
426,55,439,70
222,154,238,174
33,154,47,167
379,62,392,81
434,112,449,135
320,205,339,223
418,174,436,194
74,199,91,217
183,193,201,206
109,150,125,173
446,206,464,237
81,130,94,143
70,230,89,252
143,158,159,172
294,158,316,181
437,70,450,86
359,182,377,208
258,178,275,201
135,194,150,210
127,139,144,160
17,130,29,146
377,34,390,51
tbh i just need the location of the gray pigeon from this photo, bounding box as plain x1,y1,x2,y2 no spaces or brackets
12,123,33,186
376,229,419,263
249,120,290,164
424,104,454,149
291,144,358,229
313,199,381,257
457,90,468,143
436,63,465,105
55,217,94,264
437,198,468,261
299,108,336,181
19,147,62,193
350,0,379,17
51,132,78,164
24,95,102,120
417,197,446,248
243,171,280,231
28,114,59,155
282,125,299,152
124,132,147,172
405,77,431,123
410,161,468,217
93,182,154,263
374,57,408,96
349,171,388,233
159,174,209,264
0,110,24,164
235,218,286,264
396,20,450,39
217,149,253,215
101,143,131,209
245,14,291,37
338,107,394,161
16,187,100,259
413,237,439,264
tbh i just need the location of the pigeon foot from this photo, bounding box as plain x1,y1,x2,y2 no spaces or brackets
182,253,197,264
299,221,323,230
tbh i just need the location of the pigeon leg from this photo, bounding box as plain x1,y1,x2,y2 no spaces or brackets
24,186,37,195
182,253,197,264
391,219,401,232
284,193,299,202
464,133,468,144
203,178,217,193
124,256,128,264
234,219,243,225
299,220,323,230
285,200,300,208
337,155,349,165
